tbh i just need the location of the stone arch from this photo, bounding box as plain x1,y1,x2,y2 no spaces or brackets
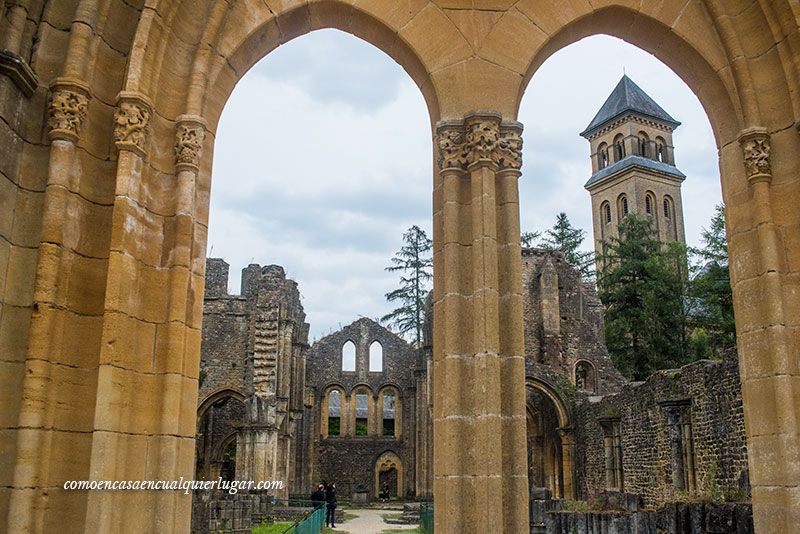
374,450,403,499
368,340,383,372
341,339,357,372
525,378,573,499
196,388,245,420
212,431,238,482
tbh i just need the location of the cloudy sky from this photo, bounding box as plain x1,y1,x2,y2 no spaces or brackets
208,30,722,342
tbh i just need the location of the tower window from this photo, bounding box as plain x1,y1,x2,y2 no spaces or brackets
663,197,672,218
645,195,652,214
618,195,628,217
597,143,609,169
655,137,667,163
613,134,625,161
601,202,611,224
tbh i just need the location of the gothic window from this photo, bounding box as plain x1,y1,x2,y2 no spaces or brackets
600,418,623,491
355,388,370,436
382,390,397,437
597,143,609,169
574,360,596,393
369,341,383,372
327,390,341,436
660,401,696,492
342,340,356,372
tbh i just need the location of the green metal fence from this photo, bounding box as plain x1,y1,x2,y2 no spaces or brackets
281,503,325,534
420,501,434,533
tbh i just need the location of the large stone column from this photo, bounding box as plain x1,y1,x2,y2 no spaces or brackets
432,112,528,533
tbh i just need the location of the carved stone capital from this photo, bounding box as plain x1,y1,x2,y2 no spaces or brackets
435,112,523,173
738,127,771,184
174,114,207,173
435,120,468,171
47,78,91,143
114,91,153,158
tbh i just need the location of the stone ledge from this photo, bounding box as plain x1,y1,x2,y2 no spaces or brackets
0,49,38,97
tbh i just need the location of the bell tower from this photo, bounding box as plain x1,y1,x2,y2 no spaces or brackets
581,75,687,264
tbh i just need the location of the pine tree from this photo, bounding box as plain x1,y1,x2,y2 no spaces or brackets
597,215,688,379
687,204,735,356
381,225,433,347
520,231,541,248
539,212,595,279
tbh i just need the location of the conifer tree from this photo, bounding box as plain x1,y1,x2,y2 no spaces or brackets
597,215,687,379
539,212,595,279
381,225,432,347
687,204,735,356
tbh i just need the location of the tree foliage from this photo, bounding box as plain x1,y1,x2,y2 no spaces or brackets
539,212,595,279
597,215,688,379
381,225,432,347
687,204,735,356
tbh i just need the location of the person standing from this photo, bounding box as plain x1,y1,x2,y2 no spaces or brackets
310,483,326,508
325,482,337,528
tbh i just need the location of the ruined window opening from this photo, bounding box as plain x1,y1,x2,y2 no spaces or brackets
660,401,696,492
342,340,356,372
600,418,623,491
369,341,383,372
328,390,341,436
574,360,596,393
382,391,396,436
355,389,369,436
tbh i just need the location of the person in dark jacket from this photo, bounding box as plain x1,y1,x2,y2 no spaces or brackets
310,483,326,508
325,482,337,528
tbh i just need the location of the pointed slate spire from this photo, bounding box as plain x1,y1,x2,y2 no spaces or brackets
580,75,680,137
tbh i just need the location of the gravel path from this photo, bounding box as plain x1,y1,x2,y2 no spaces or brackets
331,508,418,534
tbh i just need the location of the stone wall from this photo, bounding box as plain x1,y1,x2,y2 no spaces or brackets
573,352,749,508
306,318,419,499
521,248,626,396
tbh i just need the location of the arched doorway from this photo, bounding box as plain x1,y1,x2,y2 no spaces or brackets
526,380,572,500
375,451,403,501
195,390,246,480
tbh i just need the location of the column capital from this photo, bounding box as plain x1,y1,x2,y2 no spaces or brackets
738,127,771,184
175,114,207,173
47,77,91,143
434,111,523,173
114,90,153,158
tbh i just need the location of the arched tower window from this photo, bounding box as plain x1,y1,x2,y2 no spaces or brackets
327,390,342,436
645,192,656,216
655,136,666,163
354,388,370,436
638,131,650,158
663,195,677,240
601,202,612,224
663,196,672,219
342,340,356,372
617,194,629,221
597,142,609,169
613,134,625,161
382,390,397,437
369,341,383,372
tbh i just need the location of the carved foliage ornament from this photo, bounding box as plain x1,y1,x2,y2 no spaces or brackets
739,130,771,183
175,115,207,172
48,85,89,142
114,92,152,157
436,116,523,172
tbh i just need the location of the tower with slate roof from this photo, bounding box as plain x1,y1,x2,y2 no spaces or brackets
581,75,687,267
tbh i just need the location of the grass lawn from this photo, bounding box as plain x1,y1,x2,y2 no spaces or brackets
251,521,294,533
